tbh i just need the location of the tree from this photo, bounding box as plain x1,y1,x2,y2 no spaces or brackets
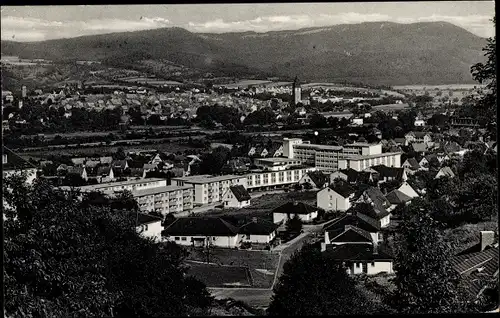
302,182,313,190
3,175,213,317
285,214,303,235
389,198,476,314
470,16,496,122
199,146,231,175
268,244,381,316
309,113,328,129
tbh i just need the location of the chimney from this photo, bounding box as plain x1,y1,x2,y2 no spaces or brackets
480,231,495,251
252,217,257,223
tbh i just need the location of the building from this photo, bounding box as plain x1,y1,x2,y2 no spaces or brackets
132,185,193,216
163,217,240,248
452,231,498,309
283,138,401,172
67,178,167,194
434,166,456,179
272,201,319,224
317,182,356,212
222,185,251,208
239,218,278,244
321,214,393,275
245,167,313,191
21,85,27,98
136,213,163,242
292,76,301,106
298,170,329,189
253,157,303,171
171,174,247,205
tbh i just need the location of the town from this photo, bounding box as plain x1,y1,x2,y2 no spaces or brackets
2,3,498,317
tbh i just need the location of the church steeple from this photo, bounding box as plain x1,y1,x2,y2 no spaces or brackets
292,76,301,106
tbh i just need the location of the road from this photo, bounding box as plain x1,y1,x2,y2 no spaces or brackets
207,219,332,309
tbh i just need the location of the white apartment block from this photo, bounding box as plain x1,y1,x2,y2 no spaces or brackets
132,185,193,216
245,167,315,191
171,174,247,205
283,138,401,172
73,178,168,194
338,152,402,172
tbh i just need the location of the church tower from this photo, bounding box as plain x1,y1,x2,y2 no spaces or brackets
292,76,301,106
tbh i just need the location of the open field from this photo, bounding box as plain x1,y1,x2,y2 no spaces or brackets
201,190,318,222
221,80,272,88
186,248,280,288
372,103,410,112
186,262,252,287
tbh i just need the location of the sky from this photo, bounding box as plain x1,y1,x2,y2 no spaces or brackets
0,2,495,42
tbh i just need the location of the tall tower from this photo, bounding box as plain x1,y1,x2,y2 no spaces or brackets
21,85,27,98
292,76,301,106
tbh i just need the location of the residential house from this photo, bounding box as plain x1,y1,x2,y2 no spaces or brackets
369,165,407,184
136,213,163,243
402,158,421,174
238,218,278,244
221,158,249,175
298,170,329,189
99,156,114,165
85,160,100,169
272,201,319,224
419,154,440,170
452,231,498,309
150,153,170,165
321,214,393,275
385,189,413,211
112,160,129,170
317,182,356,212
434,166,456,179
393,137,408,146
267,143,284,157
411,143,427,155
354,187,393,228
397,181,421,198
330,168,374,185
222,185,251,208
163,217,240,248
67,166,88,181
71,157,86,166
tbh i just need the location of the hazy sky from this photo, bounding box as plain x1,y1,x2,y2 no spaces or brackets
1,2,495,42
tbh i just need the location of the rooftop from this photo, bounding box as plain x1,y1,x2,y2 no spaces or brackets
132,185,192,197
345,151,403,160
172,174,244,184
58,178,166,192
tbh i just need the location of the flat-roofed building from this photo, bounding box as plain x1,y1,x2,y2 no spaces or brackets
132,185,193,216
245,167,315,191
171,174,247,205
282,138,399,172
338,152,402,172
253,157,303,171
66,178,168,194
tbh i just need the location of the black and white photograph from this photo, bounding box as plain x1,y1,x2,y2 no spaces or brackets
2,2,498,316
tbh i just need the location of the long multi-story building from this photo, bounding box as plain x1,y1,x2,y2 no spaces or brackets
245,167,315,191
253,157,303,171
133,185,193,216
283,138,401,172
171,174,247,205
67,178,168,194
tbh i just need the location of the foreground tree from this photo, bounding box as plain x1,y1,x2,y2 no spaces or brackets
390,198,476,314
268,244,381,315
3,175,213,317
285,214,303,235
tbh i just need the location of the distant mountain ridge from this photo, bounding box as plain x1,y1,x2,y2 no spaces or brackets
1,21,487,85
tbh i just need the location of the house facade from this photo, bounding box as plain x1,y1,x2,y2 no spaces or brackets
317,185,355,212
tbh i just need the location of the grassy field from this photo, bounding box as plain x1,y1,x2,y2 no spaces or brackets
202,190,318,223
186,248,280,288
187,262,252,287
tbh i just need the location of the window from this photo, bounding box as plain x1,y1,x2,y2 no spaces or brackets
144,225,148,231
246,234,251,239
371,262,375,267
174,237,180,241
181,237,187,241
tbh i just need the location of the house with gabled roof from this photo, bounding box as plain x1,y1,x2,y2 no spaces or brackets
298,170,329,189
402,158,421,174
397,181,421,198
331,168,374,185
238,217,278,244
411,142,427,154
71,157,86,166
136,213,163,243
67,166,88,181
369,165,407,184
222,185,251,208
317,182,356,212
385,189,413,210
272,201,319,224
434,166,456,179
354,187,392,228
163,217,241,248
321,214,393,275
452,231,498,309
